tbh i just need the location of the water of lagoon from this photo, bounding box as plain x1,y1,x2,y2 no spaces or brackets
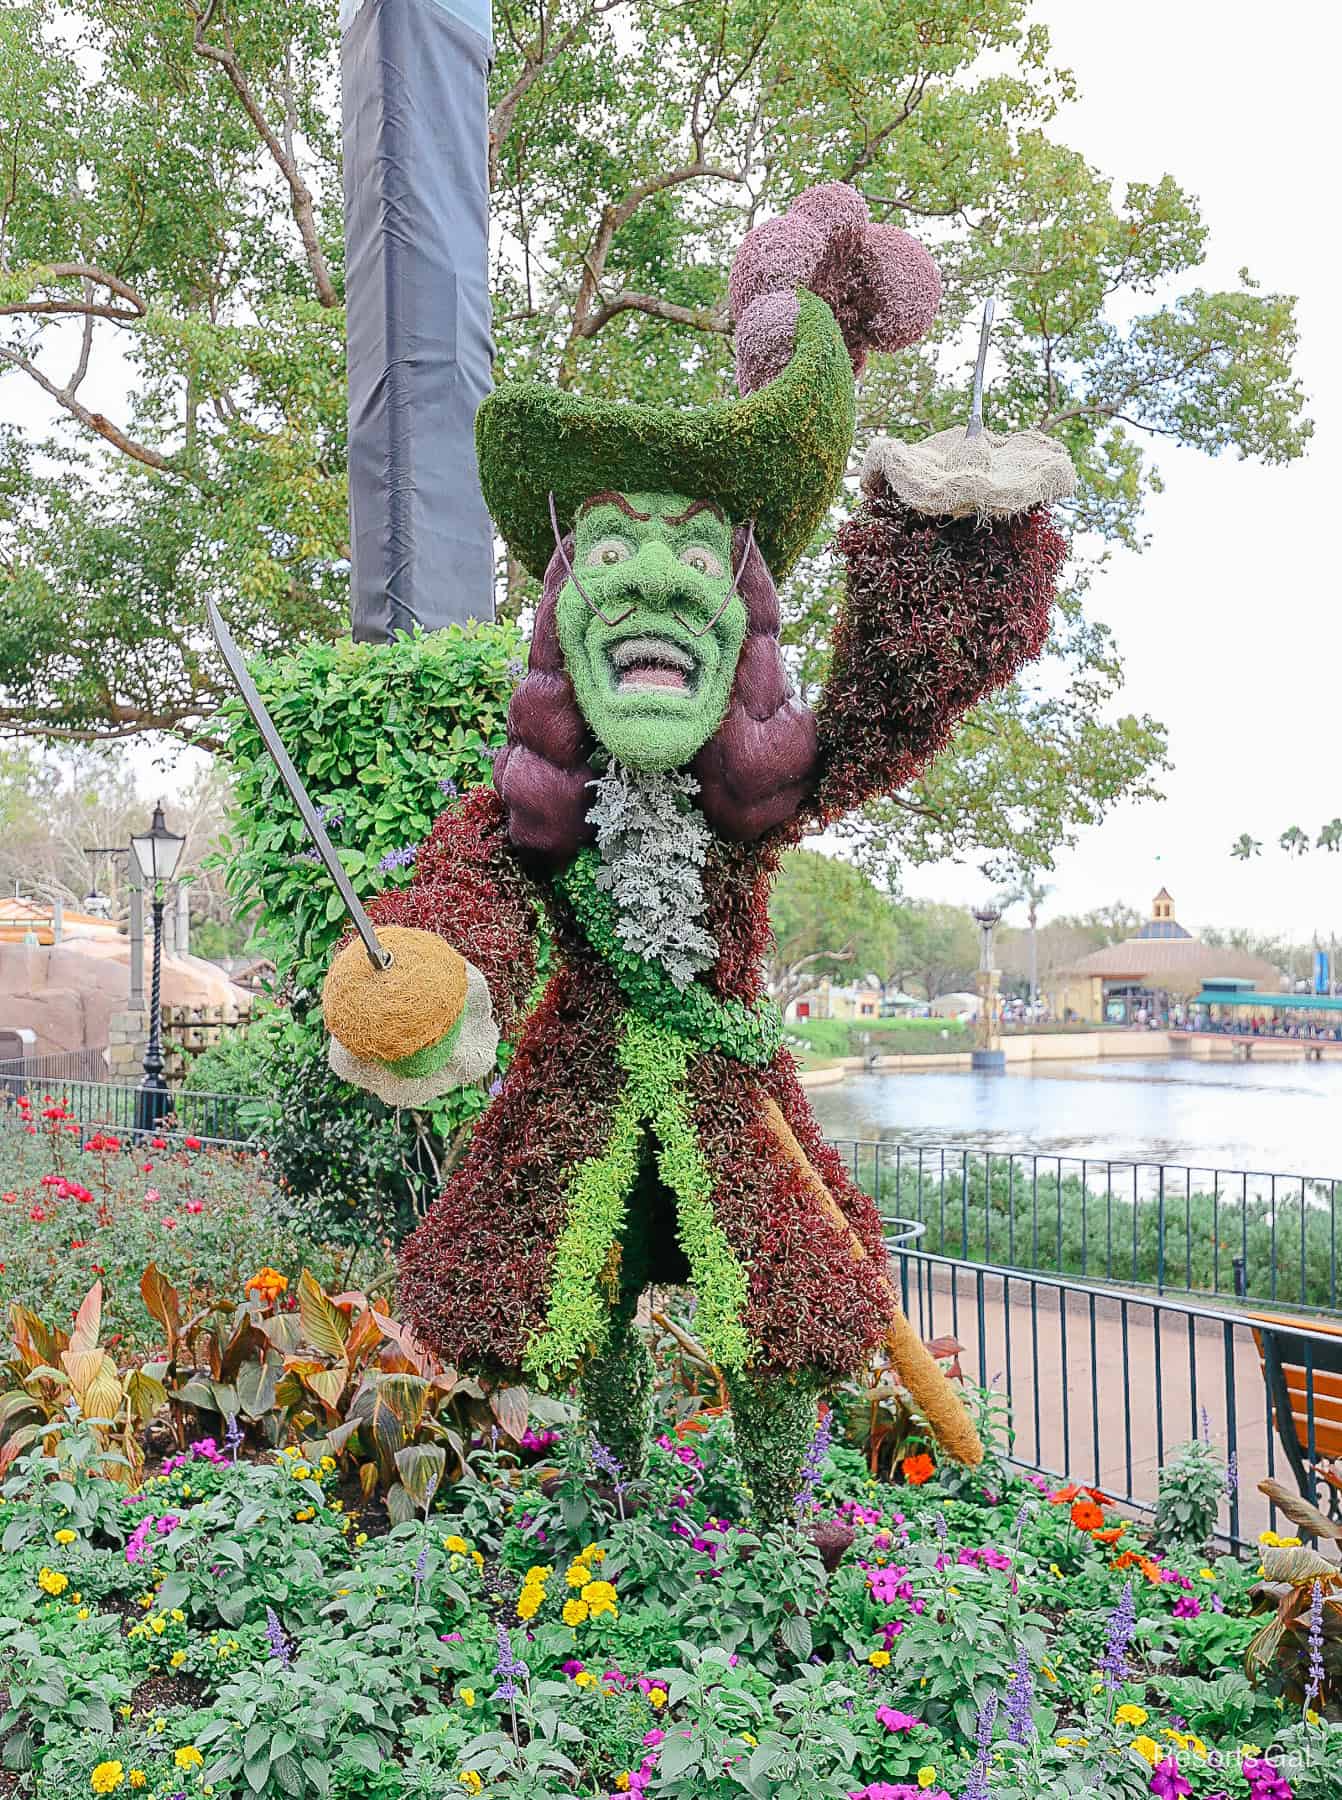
807,1056,1342,1182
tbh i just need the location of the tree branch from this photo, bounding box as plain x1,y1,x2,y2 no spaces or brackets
578,290,730,338
187,5,337,308
0,344,172,472
0,262,149,323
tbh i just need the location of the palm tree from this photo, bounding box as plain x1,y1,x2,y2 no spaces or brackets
998,875,1053,1010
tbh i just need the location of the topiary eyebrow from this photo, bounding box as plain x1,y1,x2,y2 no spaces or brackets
578,491,652,522
661,500,727,527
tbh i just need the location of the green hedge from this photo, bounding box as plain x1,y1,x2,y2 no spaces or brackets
784,1016,972,1059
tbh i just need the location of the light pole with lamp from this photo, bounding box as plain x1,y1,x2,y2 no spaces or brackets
971,902,1005,1073
131,803,186,1132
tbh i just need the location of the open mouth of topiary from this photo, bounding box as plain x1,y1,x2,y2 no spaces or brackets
605,635,700,696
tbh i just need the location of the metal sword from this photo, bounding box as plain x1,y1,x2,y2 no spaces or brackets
206,598,392,972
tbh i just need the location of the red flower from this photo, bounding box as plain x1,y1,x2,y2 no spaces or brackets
28,1205,47,1222
183,1136,202,1151
184,1200,204,1215
150,1137,168,1150
161,1217,177,1230
901,1452,936,1486
69,1240,87,1250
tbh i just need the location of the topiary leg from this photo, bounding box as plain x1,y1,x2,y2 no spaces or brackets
580,1299,656,1479
726,1370,821,1528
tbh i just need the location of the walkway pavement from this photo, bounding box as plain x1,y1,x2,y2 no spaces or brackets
902,1260,1311,1544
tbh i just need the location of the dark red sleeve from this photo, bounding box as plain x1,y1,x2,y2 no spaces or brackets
810,490,1066,825
366,786,540,1037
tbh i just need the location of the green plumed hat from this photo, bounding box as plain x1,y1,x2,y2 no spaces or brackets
476,290,855,581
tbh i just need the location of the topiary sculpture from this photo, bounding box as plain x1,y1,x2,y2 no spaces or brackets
321,184,1075,1521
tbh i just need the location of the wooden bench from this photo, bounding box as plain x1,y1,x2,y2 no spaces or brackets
1249,1311,1342,1518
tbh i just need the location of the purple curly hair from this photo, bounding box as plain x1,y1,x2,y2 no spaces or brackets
494,525,818,861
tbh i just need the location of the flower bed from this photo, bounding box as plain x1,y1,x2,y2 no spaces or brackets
0,1103,379,1349
1,1403,1337,1799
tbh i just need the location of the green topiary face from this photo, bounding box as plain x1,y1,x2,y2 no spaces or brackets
556,492,747,771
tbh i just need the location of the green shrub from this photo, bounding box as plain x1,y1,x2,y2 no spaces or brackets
220,623,520,996
784,1016,972,1060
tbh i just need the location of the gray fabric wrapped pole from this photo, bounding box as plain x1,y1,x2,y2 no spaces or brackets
342,0,496,639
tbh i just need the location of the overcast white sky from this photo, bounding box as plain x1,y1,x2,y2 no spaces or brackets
6,3,1337,941
895,0,1341,939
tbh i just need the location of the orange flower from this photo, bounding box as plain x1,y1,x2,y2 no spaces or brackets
1083,1486,1109,1504
245,1267,288,1305
1137,1555,1164,1585
901,1452,936,1486
1070,1500,1106,1533
1112,1550,1141,1571
1093,1525,1126,1546
1049,1484,1081,1505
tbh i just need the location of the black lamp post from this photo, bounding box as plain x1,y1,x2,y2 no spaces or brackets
131,803,186,1132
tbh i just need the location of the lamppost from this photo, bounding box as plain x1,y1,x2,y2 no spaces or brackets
130,803,186,1131
971,902,1004,1073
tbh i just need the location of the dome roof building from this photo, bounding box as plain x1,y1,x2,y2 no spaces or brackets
1053,891,1281,1023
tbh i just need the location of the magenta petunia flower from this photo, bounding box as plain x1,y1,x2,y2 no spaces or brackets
1149,1758,1192,1800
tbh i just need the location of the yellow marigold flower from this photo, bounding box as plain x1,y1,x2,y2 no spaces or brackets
1115,1704,1149,1729
174,1747,204,1770
574,1670,597,1688
170,1651,187,1669
517,1591,542,1621
525,1565,553,1582
459,1687,475,1707
563,1598,590,1626
579,1545,605,1563
294,1508,315,1522
1131,1736,1161,1766
91,1762,124,1793
472,1549,484,1570
648,1687,667,1709
566,1563,593,1588
581,1580,618,1607
54,1528,77,1545
867,1650,891,1668
1199,1568,1216,1581
916,1768,938,1789
38,1568,69,1596
459,1774,483,1796
77,1608,90,1622
129,1775,147,1790
445,1535,469,1554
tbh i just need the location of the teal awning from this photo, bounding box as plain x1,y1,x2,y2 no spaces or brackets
1191,989,1342,1012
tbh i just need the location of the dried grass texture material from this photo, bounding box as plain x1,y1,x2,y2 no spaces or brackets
322,923,468,1064
886,1307,985,1469
861,424,1076,520
328,962,498,1105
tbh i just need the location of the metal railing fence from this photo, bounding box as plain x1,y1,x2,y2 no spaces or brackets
890,1243,1342,1551
835,1138,1341,1315
0,1062,260,1150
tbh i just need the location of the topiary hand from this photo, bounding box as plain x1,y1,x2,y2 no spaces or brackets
322,925,498,1103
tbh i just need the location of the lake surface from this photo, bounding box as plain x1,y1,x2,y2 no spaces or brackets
808,1057,1342,1179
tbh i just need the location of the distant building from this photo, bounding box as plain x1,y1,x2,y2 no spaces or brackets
785,975,883,1022
1051,890,1281,1024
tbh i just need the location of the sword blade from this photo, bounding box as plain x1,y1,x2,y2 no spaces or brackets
206,599,392,972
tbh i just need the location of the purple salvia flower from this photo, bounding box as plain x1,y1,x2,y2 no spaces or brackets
265,1606,292,1667
438,777,459,798
933,1511,949,1541
377,844,418,874
962,1690,999,1800
224,1414,244,1464
493,1623,529,1702
1304,1578,1325,1710
506,658,526,681
793,1409,834,1518
1100,1580,1137,1692
316,805,344,831
1004,1643,1035,1744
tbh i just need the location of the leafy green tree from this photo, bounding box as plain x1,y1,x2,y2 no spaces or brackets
0,0,1310,888
887,901,980,1003
765,849,901,1010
